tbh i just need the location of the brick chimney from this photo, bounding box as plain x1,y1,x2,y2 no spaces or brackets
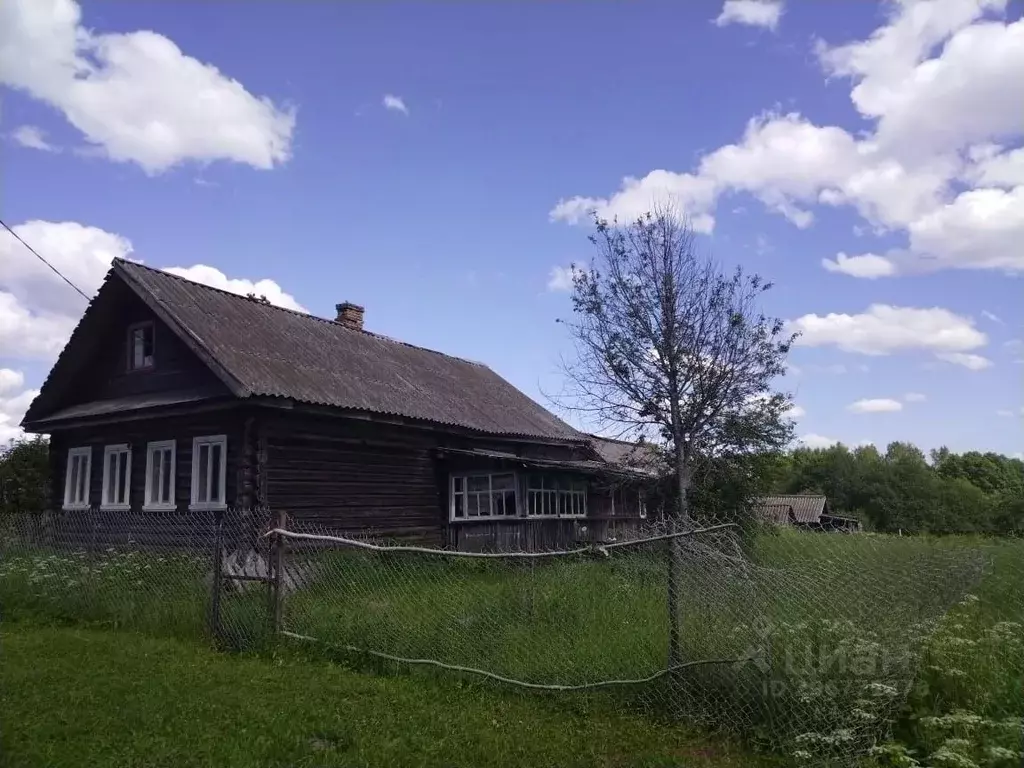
336,301,365,330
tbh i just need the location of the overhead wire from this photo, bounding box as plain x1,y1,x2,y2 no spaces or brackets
0,217,92,300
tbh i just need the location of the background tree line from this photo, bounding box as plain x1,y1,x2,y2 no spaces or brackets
762,441,1024,535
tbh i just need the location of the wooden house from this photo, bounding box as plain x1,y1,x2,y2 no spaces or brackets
21,260,656,550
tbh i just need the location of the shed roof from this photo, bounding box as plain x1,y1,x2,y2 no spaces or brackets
24,260,583,443
754,494,829,524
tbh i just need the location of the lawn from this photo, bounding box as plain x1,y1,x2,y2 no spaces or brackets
2,528,1022,766
0,624,774,768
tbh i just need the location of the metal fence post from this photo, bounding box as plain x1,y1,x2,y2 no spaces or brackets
210,512,224,639
269,509,287,637
667,516,682,668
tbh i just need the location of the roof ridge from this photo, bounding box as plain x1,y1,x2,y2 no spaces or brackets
114,259,490,369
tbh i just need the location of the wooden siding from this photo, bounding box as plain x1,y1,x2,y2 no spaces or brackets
261,414,443,544
49,411,246,514
75,286,225,404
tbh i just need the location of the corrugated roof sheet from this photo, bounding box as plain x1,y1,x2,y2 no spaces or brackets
111,260,582,442
587,435,661,476
754,494,828,524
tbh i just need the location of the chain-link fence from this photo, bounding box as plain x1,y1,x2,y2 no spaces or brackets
2,509,1021,766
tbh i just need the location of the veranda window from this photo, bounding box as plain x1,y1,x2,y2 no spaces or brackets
450,473,517,520
526,474,587,518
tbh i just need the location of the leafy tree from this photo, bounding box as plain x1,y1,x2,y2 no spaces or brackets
558,208,796,663
0,436,50,515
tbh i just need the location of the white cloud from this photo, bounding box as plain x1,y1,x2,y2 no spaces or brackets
848,398,903,414
550,169,717,233
0,0,295,174
714,0,783,31
904,185,1024,272
981,310,1003,323
935,351,994,370
164,264,306,312
11,124,58,151
551,3,1024,279
903,392,927,402
789,304,987,360
0,369,26,396
786,404,806,419
0,370,38,444
0,219,306,369
547,265,584,292
0,291,79,359
965,145,1024,187
382,94,409,115
822,251,897,278
797,433,839,449
820,8,1024,160
0,220,132,311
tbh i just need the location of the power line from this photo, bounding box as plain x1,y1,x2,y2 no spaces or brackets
0,217,91,301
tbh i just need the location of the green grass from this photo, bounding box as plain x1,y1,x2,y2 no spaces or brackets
2,530,1022,766
0,624,775,768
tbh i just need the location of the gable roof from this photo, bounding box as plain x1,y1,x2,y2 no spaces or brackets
24,260,583,443
754,494,829,524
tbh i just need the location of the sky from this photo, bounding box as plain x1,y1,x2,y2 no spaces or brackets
0,0,1022,456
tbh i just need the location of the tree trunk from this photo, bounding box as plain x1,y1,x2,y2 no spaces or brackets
667,437,689,667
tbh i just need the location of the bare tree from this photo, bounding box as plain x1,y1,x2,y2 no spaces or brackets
557,208,797,664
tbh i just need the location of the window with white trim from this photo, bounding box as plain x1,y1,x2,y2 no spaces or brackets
450,472,517,520
144,440,176,510
527,474,587,518
639,497,648,519
101,444,131,509
191,435,227,510
63,447,92,510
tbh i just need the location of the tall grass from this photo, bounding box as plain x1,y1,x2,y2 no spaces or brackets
1,528,1021,766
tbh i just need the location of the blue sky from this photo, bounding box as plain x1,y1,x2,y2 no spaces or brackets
1,0,1021,455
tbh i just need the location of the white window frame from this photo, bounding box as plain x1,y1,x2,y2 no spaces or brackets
144,440,176,511
449,472,519,522
526,474,587,519
639,497,648,519
101,444,132,510
63,447,92,510
190,435,227,511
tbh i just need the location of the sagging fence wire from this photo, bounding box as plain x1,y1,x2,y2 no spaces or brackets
260,521,740,556
2,507,1020,767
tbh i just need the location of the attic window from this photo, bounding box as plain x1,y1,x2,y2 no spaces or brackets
127,322,155,371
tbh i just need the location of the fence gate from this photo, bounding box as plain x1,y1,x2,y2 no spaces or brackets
209,510,286,648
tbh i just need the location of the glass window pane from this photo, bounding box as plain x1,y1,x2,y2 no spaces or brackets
69,457,79,503
492,473,514,491
77,456,87,503
198,445,209,502
106,456,116,501
493,494,504,516
453,476,464,492
120,453,129,504
453,493,464,518
210,443,222,502
467,494,480,517
467,476,489,493
161,450,172,503
504,491,517,515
